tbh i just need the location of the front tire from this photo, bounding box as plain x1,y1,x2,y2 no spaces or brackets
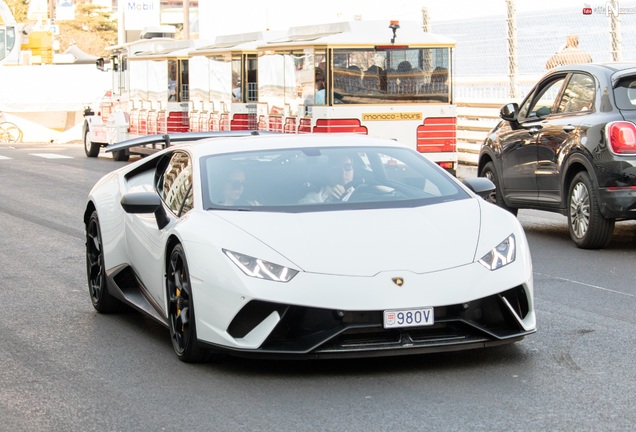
167,244,207,362
568,171,614,249
84,126,100,157
86,211,119,312
480,161,518,216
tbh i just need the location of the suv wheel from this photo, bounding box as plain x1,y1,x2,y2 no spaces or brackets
568,171,614,249
480,161,518,216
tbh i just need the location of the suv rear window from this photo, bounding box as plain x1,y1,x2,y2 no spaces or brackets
614,76,636,110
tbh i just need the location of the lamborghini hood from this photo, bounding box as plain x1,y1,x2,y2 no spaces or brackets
215,199,482,276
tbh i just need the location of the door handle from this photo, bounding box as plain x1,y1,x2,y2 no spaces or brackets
562,125,576,132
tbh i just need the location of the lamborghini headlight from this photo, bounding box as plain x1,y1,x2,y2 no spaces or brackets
224,250,298,282
479,234,516,271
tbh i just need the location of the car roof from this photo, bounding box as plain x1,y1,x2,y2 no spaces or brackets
551,62,636,77
185,133,410,159
544,62,636,90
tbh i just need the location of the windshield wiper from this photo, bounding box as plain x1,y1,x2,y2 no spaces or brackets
206,206,253,211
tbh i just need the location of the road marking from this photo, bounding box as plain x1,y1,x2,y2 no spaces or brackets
535,272,636,298
29,153,74,159
0,155,12,160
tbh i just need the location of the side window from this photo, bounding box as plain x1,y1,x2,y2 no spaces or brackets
527,77,566,118
158,152,193,216
557,73,595,113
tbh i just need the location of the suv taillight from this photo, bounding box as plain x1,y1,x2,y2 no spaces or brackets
607,121,636,154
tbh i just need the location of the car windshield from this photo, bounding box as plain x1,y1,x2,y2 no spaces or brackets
614,75,636,110
200,146,469,211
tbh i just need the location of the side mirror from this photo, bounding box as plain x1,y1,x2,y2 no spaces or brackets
500,103,519,122
121,192,170,229
462,177,496,200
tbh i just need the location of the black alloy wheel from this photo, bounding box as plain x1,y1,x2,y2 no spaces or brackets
167,244,207,362
568,171,614,249
480,161,518,216
86,211,119,312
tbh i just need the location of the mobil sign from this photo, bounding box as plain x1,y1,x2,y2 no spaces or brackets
125,0,160,30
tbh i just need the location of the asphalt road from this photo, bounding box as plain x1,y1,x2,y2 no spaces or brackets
1,142,635,432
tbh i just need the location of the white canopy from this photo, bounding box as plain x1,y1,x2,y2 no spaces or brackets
0,63,111,112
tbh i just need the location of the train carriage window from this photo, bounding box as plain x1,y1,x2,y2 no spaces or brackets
232,57,242,102
247,55,258,102
258,50,315,116
180,59,189,102
330,47,451,104
167,59,189,102
168,60,178,101
314,50,327,105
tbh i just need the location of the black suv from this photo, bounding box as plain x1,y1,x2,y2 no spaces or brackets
479,63,636,249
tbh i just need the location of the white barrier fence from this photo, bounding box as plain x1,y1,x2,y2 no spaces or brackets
456,98,516,166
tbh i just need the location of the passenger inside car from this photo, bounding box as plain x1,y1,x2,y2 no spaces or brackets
213,165,260,206
299,154,356,203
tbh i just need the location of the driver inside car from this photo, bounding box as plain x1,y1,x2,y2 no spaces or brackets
300,155,355,203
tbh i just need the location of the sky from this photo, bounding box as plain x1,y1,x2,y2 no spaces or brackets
198,0,597,40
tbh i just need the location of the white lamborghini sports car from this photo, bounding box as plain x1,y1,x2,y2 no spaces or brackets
84,133,536,362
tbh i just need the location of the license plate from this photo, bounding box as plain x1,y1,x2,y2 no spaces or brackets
383,308,434,329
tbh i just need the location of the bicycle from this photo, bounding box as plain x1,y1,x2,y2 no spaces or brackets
0,112,23,144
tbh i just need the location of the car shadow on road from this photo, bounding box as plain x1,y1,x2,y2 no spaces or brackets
204,343,533,376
